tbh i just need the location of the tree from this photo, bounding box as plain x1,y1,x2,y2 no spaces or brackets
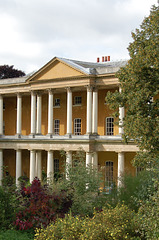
106,5,159,167
0,65,25,79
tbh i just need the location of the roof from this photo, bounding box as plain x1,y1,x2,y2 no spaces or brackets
59,57,128,75
0,57,128,85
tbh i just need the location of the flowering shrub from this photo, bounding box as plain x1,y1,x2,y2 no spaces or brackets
14,178,72,230
34,204,141,240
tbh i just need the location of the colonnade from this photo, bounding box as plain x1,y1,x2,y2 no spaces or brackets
0,87,125,137
0,148,125,187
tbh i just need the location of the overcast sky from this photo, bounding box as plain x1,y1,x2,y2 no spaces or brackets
0,0,157,74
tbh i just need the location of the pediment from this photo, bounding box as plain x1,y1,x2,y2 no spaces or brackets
28,58,86,82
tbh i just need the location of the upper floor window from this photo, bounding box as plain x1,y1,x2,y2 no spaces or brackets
74,96,82,105
54,98,60,107
54,119,60,135
105,161,114,188
106,117,114,135
74,118,81,135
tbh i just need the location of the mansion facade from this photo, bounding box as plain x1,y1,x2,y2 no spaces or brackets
0,57,139,188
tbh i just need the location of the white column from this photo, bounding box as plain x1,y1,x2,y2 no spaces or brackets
92,89,98,134
92,152,98,169
118,152,125,187
16,150,22,186
31,91,36,135
67,88,72,136
36,151,42,180
86,152,92,167
86,86,92,134
0,95,3,135
36,92,42,134
0,150,3,186
66,151,72,179
30,150,36,183
48,90,53,135
16,93,22,136
47,150,54,181
119,87,125,135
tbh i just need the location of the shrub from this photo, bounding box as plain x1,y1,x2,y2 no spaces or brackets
0,186,16,230
35,204,141,240
117,170,156,211
0,229,34,240
14,178,72,230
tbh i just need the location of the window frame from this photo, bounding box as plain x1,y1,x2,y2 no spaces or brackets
74,96,82,106
54,98,60,107
54,119,60,135
106,117,114,136
105,161,114,188
74,118,81,135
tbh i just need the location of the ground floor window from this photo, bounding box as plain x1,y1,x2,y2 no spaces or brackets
74,118,81,135
105,161,114,188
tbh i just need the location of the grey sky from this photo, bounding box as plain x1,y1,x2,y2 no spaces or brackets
0,0,157,74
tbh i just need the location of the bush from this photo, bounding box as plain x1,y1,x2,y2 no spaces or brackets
117,170,156,211
14,178,72,230
35,204,141,240
0,186,16,230
0,229,34,240
136,189,159,239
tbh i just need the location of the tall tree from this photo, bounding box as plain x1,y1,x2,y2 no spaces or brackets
106,5,159,167
0,65,25,79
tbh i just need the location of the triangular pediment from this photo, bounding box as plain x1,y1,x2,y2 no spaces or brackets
28,57,87,82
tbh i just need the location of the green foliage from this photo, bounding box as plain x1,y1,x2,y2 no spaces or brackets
34,205,141,240
0,229,34,240
106,5,159,167
0,186,16,230
136,189,159,239
117,170,156,211
50,154,103,217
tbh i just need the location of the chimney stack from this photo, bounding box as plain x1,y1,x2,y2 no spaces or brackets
97,56,110,62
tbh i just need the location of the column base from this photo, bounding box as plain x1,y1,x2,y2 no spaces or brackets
46,133,53,138
65,133,72,138
16,134,22,138
29,134,36,138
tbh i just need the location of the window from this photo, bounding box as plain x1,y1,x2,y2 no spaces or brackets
74,96,82,105
106,117,114,135
54,98,60,107
54,159,59,173
136,166,143,176
54,119,60,135
105,161,113,188
74,118,81,135
3,103,5,110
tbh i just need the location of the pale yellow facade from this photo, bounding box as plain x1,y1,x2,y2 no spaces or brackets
0,57,139,187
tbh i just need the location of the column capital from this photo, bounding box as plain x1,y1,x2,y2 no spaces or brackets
47,88,54,94
86,85,93,92
66,87,72,93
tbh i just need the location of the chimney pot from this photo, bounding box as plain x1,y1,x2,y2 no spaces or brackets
97,57,100,62
107,56,110,61
105,56,107,62
102,56,104,62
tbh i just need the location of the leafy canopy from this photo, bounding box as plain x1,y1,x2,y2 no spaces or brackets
0,65,25,79
106,5,159,167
